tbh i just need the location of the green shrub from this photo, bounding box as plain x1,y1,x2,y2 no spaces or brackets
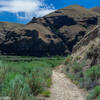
2,75,35,100
75,56,81,60
26,73,45,95
0,56,64,99
46,78,52,88
65,55,100,100
84,64,100,79
65,55,72,65
79,78,84,88
97,95,100,100
0,61,7,92
83,77,93,89
71,62,83,73
67,73,76,81
41,90,50,97
87,86,100,100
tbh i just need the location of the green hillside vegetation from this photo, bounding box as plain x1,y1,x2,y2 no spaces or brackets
0,56,64,100
64,55,100,100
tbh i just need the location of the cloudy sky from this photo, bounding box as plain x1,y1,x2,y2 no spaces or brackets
0,0,100,24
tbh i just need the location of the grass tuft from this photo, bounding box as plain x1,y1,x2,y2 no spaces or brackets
0,56,64,100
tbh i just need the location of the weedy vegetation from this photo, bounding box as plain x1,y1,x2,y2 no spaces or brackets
0,56,65,100
64,55,100,100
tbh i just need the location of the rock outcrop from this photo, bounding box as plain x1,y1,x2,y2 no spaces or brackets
71,25,100,65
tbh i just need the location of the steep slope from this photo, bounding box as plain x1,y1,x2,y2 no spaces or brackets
29,5,100,51
0,5,100,56
0,22,24,43
64,25,100,100
72,25,100,67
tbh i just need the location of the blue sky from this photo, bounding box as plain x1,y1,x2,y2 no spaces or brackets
0,0,100,24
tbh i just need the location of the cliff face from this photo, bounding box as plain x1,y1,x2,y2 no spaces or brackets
0,5,100,56
72,25,100,65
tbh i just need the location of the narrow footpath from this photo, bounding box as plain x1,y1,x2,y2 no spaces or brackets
49,65,87,100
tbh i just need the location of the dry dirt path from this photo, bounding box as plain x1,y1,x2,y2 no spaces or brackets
48,65,87,100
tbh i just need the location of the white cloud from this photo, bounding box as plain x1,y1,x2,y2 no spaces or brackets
0,0,55,19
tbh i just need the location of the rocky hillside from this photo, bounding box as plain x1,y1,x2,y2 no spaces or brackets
0,5,100,56
64,25,100,100
90,6,100,14
0,22,24,43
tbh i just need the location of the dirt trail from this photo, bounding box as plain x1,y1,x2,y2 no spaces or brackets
49,65,87,100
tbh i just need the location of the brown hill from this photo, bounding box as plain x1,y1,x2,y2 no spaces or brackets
0,5,100,56
0,22,24,43
90,6,100,14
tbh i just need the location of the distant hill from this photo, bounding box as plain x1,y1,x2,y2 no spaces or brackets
90,6,100,14
0,5,100,56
